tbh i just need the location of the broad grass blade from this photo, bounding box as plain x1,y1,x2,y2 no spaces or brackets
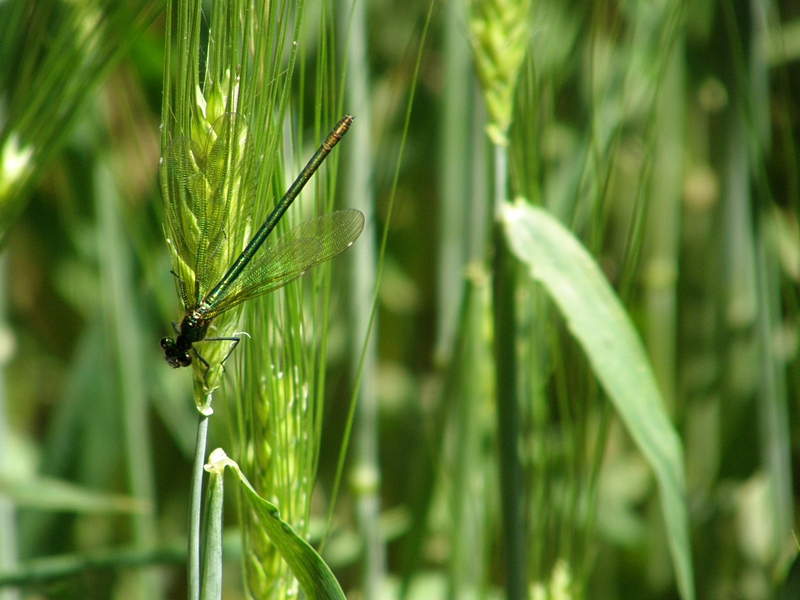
208,451,346,600
502,199,696,600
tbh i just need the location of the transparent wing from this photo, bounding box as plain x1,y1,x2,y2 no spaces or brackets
162,136,203,309
161,113,254,309
202,208,365,318
195,113,253,301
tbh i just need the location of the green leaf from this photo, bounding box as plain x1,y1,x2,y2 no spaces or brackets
200,451,225,600
207,450,346,600
501,200,696,600
0,472,149,514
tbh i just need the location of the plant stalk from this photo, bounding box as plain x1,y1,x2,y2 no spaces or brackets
189,410,210,600
341,0,385,594
491,143,526,600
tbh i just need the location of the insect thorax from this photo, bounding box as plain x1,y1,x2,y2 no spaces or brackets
180,309,211,344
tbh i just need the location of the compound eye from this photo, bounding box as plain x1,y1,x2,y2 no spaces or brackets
160,338,172,351
179,353,192,367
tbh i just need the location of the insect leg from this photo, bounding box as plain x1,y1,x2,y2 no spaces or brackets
204,336,242,366
194,334,247,385
190,348,213,386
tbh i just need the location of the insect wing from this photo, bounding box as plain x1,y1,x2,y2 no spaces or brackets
194,113,254,302
162,135,204,309
202,208,365,318
161,113,255,308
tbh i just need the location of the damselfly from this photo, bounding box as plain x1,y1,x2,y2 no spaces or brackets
160,114,364,370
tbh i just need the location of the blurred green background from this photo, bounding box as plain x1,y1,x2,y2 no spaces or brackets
1,0,800,599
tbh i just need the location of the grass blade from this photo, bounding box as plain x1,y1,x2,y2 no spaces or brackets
502,199,695,600
209,450,346,600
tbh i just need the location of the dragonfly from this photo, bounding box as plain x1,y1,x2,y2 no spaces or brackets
160,113,364,371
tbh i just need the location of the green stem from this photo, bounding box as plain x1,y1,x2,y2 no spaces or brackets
435,0,472,365
491,143,526,600
189,411,210,600
0,253,19,600
324,0,436,548
341,0,384,593
95,161,159,600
